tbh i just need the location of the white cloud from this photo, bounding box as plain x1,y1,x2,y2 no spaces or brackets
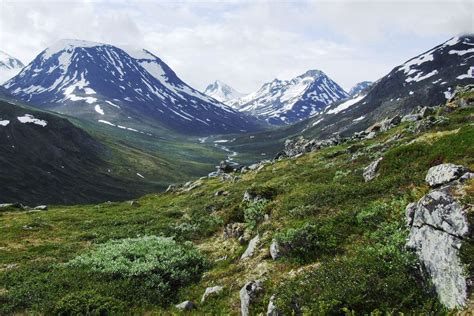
0,0,472,92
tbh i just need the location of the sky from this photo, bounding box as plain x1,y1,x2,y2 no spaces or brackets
0,0,473,92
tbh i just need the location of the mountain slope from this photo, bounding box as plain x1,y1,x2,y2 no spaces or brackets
0,100,155,204
232,70,348,125
348,81,372,96
303,35,474,138
0,50,24,84
3,40,262,135
203,80,245,104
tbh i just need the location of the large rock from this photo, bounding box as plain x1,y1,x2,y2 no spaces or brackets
201,286,224,303
406,166,471,309
175,300,197,310
425,163,470,187
240,280,263,316
241,234,260,260
380,115,401,132
270,240,281,260
362,157,383,182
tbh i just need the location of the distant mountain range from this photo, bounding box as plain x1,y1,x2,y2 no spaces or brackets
203,80,245,104
0,50,24,84
226,69,348,125
3,39,262,135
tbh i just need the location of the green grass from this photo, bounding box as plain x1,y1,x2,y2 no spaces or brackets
0,106,473,314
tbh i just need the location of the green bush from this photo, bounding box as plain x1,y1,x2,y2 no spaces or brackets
66,236,207,279
275,213,355,263
53,290,125,315
244,200,268,230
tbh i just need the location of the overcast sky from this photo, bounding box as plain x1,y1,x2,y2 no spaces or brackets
1,0,472,92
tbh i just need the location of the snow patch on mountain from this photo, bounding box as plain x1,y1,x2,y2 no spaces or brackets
17,114,47,127
327,94,365,114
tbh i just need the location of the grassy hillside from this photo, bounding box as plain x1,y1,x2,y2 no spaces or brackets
0,99,473,314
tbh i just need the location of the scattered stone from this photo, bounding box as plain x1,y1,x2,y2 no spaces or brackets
129,200,140,207
241,235,260,260
401,113,422,122
242,190,266,203
269,240,281,260
419,106,434,118
364,131,377,140
0,203,21,210
175,300,197,311
218,160,234,173
425,163,470,187
380,115,401,132
267,294,279,316
165,184,180,193
223,223,245,239
214,190,229,197
362,157,383,182
240,280,263,316
201,286,223,303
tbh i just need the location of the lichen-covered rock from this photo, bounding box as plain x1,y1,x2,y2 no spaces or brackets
401,113,422,122
270,240,281,260
406,184,470,308
175,300,196,310
201,286,223,303
363,157,383,182
267,294,279,316
380,115,401,132
241,234,260,260
425,163,469,187
240,280,263,316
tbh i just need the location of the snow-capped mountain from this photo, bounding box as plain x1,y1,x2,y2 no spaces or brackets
3,39,261,135
348,81,372,97
231,70,348,125
302,35,474,139
0,50,24,84
203,80,245,104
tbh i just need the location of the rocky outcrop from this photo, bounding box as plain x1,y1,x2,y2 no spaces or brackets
406,163,472,309
363,157,383,182
175,300,197,310
241,235,260,260
201,286,224,303
240,280,263,316
270,240,281,260
425,163,470,187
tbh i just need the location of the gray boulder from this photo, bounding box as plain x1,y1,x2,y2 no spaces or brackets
363,157,383,182
175,300,196,310
425,163,469,187
201,286,223,303
267,294,279,316
33,205,48,211
240,280,263,316
380,115,401,132
241,234,260,260
401,113,422,122
406,165,471,309
242,190,265,203
270,240,281,260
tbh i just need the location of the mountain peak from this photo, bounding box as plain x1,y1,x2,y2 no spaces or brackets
0,50,24,84
203,80,244,104
300,69,324,78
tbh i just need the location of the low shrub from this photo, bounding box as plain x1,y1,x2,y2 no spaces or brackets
53,290,125,315
244,200,268,230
